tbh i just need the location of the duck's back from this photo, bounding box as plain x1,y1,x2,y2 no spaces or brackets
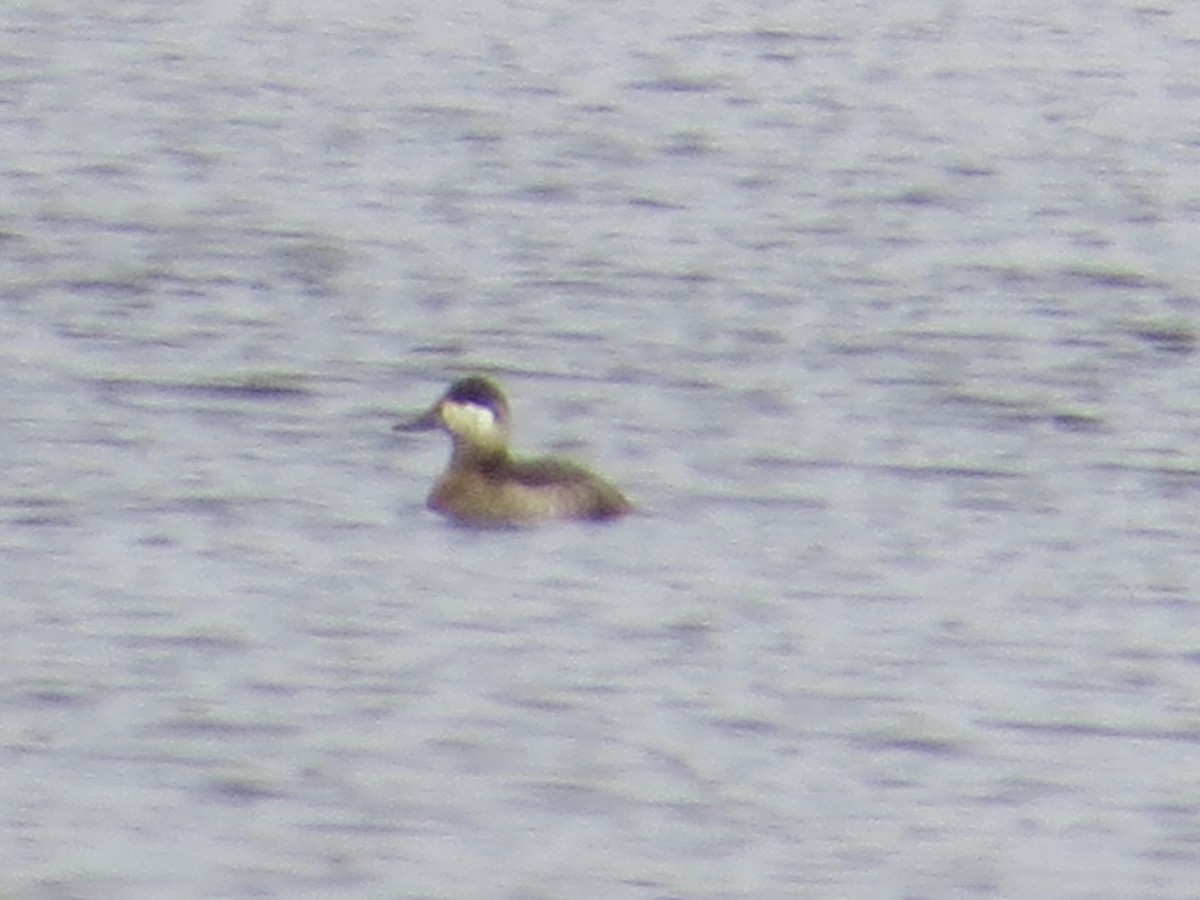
509,457,634,520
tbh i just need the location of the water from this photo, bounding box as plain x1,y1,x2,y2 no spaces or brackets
2,1,1200,897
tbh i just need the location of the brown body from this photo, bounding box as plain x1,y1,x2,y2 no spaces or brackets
429,453,633,525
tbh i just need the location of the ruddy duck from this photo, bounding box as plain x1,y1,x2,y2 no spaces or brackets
397,376,633,526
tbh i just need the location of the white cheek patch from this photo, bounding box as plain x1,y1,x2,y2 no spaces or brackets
441,400,497,438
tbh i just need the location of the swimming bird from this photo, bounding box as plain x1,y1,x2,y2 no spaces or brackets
397,375,633,526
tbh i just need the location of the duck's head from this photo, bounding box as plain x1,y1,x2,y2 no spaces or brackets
398,376,511,450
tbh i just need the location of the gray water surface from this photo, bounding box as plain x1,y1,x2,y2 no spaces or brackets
2,1,1200,898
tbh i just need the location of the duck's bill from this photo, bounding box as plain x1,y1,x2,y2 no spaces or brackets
394,404,442,432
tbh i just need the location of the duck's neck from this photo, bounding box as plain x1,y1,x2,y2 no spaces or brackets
451,436,509,472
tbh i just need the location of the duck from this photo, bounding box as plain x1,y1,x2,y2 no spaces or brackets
397,375,633,526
